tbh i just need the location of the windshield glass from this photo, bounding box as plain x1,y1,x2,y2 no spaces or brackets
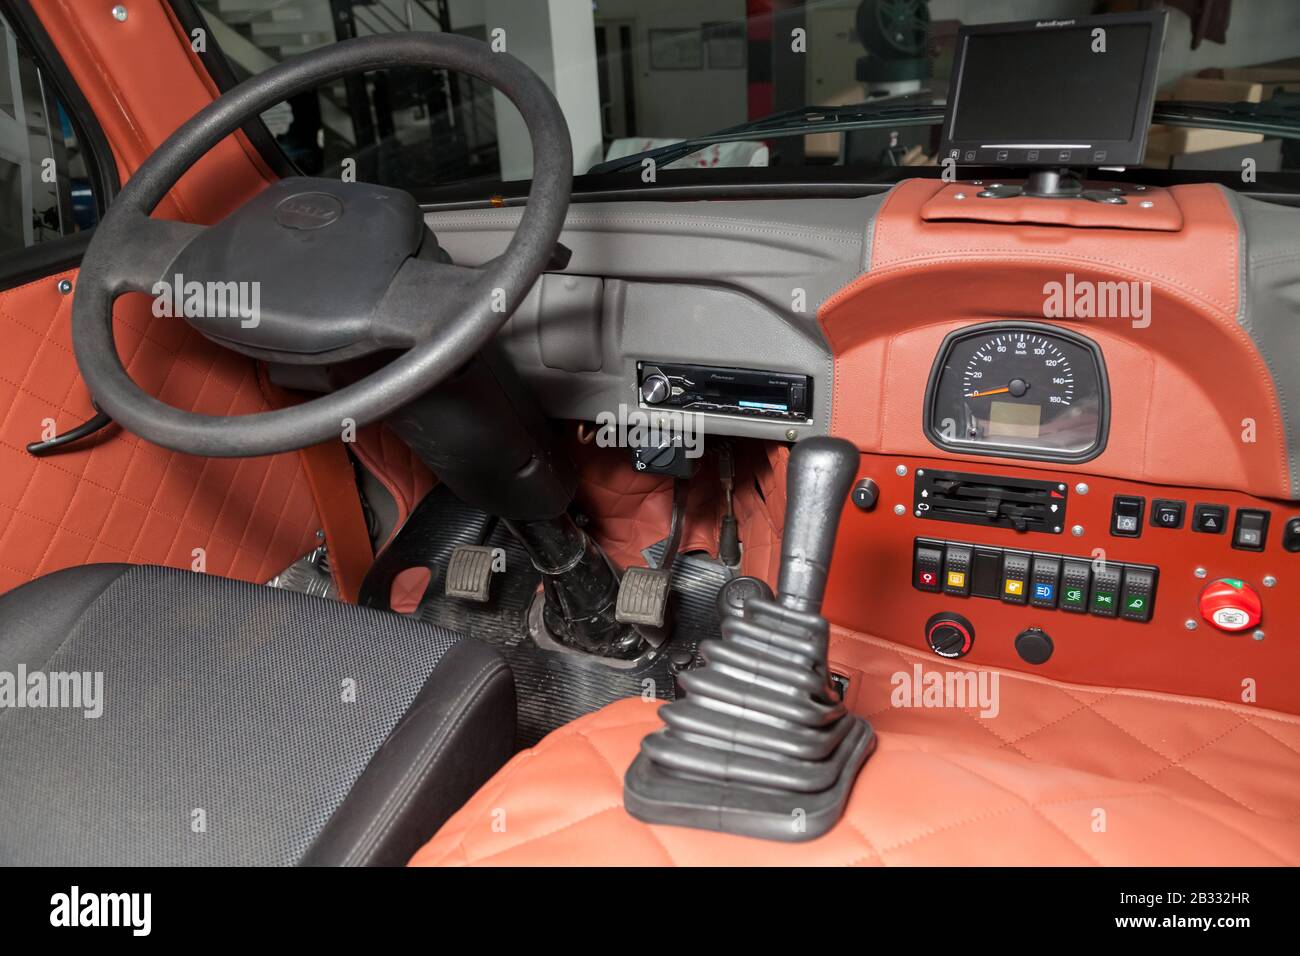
193,0,1300,188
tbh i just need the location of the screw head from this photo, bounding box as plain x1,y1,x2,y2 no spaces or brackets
1194,567,1207,579
954,192,967,200
1139,200,1154,208
784,428,797,441
1253,629,1266,641
112,4,127,21
895,464,908,477
892,504,905,516
56,278,72,294
1071,524,1084,537
1263,575,1277,588
1074,482,1089,495
972,180,983,185
1184,618,1198,630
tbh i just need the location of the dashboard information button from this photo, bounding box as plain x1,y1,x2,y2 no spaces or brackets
1029,554,1061,609
1059,559,1091,613
1001,551,1030,605
1150,499,1185,529
1120,565,1158,622
1110,495,1144,537
914,541,944,592
1232,509,1270,551
1192,503,1228,534
1089,563,1123,617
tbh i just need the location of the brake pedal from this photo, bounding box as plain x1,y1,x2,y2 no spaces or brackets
615,566,672,628
444,545,496,603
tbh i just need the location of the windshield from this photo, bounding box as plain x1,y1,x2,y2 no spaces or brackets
192,0,1300,190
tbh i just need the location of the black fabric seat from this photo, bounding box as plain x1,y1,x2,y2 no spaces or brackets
0,564,515,866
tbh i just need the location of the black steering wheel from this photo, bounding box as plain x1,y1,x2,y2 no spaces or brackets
72,34,572,458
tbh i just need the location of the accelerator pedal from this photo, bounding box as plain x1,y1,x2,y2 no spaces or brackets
444,544,497,603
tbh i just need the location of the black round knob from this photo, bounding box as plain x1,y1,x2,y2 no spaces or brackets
641,373,670,405
925,611,974,659
1014,627,1054,665
850,478,879,511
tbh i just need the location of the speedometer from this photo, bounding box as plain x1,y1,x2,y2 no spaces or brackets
924,323,1109,462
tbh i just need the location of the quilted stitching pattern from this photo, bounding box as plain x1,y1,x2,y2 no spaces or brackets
411,628,1300,866
0,270,321,592
352,423,436,544
570,440,719,569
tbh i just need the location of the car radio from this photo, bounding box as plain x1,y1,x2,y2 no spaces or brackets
636,361,812,423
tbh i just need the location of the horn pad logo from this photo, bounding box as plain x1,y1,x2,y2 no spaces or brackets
275,192,343,230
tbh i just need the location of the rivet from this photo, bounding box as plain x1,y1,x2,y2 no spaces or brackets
1184,619,1198,630
112,4,127,21
1194,566,1207,578
315,529,326,540
895,464,908,477
1071,524,1084,537
1074,482,1089,494
1263,575,1277,588
1253,629,1266,641
954,192,967,200
892,504,905,516
56,278,72,294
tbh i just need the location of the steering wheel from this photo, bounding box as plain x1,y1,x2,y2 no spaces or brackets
72,34,572,458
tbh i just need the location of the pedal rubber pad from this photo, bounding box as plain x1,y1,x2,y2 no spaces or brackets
444,545,496,603
615,566,672,628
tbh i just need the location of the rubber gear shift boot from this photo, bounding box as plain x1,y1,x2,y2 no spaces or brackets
624,595,876,842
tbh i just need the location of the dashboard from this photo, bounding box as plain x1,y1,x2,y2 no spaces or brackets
426,179,1300,714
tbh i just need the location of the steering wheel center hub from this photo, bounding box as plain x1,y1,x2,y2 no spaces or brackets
275,191,344,230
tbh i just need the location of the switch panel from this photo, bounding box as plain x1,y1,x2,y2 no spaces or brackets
912,539,1158,623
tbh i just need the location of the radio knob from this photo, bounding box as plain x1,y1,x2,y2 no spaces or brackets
641,373,671,405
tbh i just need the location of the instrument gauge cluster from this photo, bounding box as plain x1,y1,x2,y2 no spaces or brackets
924,322,1109,462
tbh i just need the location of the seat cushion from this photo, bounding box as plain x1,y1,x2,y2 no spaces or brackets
410,628,1300,866
0,564,515,866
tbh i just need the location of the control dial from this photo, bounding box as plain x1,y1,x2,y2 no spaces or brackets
641,372,671,405
925,611,974,659
1198,578,1262,632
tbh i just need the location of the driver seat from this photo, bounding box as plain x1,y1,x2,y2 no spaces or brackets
0,563,515,866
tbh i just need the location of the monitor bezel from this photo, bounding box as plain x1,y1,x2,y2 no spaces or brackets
940,10,1167,170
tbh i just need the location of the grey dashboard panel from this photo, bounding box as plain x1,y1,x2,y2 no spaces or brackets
424,197,882,440
1229,190,1300,498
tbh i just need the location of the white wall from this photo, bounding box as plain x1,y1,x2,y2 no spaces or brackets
483,0,603,179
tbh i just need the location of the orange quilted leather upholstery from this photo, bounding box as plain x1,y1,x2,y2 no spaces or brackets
0,271,322,592
352,423,437,547
570,440,720,569
411,628,1300,865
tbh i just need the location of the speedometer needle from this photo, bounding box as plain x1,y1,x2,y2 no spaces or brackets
967,387,1011,398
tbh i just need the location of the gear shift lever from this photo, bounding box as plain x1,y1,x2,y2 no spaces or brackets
777,436,859,614
624,437,876,842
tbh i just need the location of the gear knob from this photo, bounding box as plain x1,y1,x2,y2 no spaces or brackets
776,436,859,615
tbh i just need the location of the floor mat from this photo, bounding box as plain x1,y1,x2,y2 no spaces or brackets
360,486,731,746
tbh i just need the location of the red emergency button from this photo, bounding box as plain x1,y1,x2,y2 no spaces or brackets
1198,578,1262,632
